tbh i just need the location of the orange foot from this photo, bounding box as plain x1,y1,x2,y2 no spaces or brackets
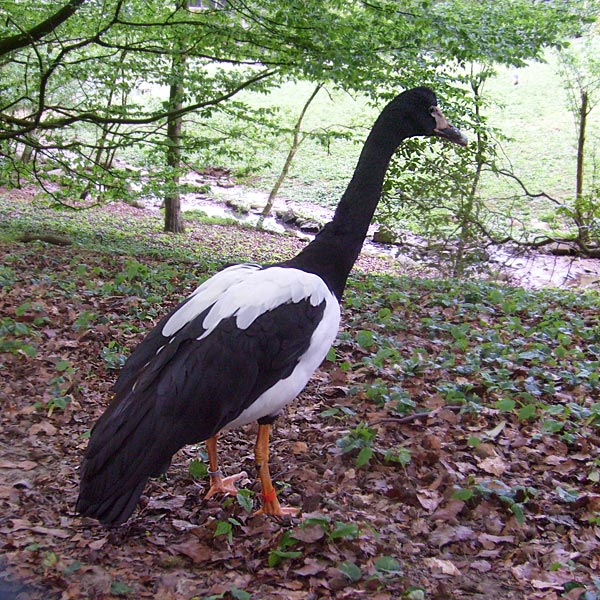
205,471,247,500
254,488,301,518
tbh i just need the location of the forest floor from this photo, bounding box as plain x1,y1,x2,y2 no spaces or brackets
1,196,600,600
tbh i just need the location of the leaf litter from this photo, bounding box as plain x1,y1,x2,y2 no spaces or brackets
1,198,600,599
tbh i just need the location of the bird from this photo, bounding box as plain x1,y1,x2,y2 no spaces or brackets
76,86,467,526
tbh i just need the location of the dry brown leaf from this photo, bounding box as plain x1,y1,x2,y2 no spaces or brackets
477,456,507,476
470,560,492,573
292,441,309,454
0,459,37,470
291,524,325,543
429,525,476,548
416,489,442,512
28,422,58,436
423,557,462,576
170,539,213,563
294,559,327,577
478,533,515,549
431,499,465,521
88,536,109,551
29,526,71,539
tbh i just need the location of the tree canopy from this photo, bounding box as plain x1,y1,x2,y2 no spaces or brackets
0,0,593,227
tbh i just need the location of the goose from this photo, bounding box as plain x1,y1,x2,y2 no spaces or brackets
76,86,467,526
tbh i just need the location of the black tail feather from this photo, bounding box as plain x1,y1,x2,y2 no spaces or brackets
76,388,181,526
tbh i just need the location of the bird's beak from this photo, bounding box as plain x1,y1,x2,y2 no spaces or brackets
431,106,468,147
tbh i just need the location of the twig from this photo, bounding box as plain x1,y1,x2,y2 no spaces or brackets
370,404,463,426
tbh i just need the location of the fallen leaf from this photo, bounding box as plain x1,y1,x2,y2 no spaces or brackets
88,537,108,551
170,540,213,563
30,526,71,538
423,557,462,576
477,456,507,476
416,490,442,512
429,525,475,548
470,560,492,573
431,499,465,521
292,441,309,454
291,524,326,543
479,533,515,549
0,460,37,470
28,422,58,436
294,559,327,577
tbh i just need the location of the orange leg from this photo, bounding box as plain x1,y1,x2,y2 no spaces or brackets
253,423,300,517
204,433,247,499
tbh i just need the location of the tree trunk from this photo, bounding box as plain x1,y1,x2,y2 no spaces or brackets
454,78,484,277
574,90,588,246
259,84,322,226
576,90,587,203
164,23,187,234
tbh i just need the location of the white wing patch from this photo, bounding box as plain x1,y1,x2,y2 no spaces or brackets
199,267,329,340
161,261,340,430
161,264,261,337
225,287,340,429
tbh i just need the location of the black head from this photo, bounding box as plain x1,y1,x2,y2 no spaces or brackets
386,86,467,146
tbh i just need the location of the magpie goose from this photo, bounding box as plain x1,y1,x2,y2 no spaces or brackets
76,87,467,525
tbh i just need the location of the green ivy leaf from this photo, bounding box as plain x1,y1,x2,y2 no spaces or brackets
510,502,525,526
320,407,340,418
188,459,208,479
338,561,362,582
517,404,537,420
356,446,373,468
356,329,375,349
452,488,474,501
555,486,580,503
110,581,134,597
267,549,302,568
495,398,516,412
541,419,563,433
63,560,82,575
329,522,359,540
375,555,401,574
236,489,254,513
214,520,233,538
230,588,252,600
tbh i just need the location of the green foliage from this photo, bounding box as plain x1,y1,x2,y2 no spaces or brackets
235,489,255,514
188,459,208,480
338,561,362,582
375,556,402,575
267,548,303,568
346,272,600,449
110,581,134,597
355,329,376,350
0,317,38,357
337,423,377,468
3,193,600,597
452,480,537,525
556,33,600,247
213,518,242,544
0,0,590,225
101,341,128,370
204,588,251,600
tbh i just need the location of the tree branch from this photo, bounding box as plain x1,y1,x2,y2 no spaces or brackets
0,68,275,140
0,0,87,56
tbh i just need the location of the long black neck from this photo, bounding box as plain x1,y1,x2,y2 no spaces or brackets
283,107,410,300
